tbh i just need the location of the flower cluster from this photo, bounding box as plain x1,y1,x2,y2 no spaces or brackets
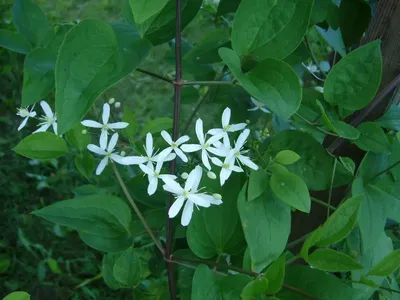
17,101,58,134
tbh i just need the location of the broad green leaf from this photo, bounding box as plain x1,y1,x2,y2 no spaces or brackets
217,0,241,15
310,0,339,26
375,104,400,131
324,41,382,111
47,24,74,52
232,0,314,60
241,277,269,300
266,130,353,190
79,231,132,253
0,253,11,273
238,183,291,272
0,29,32,54
139,117,173,139
13,132,69,160
75,152,95,180
339,156,356,175
368,249,400,277
184,30,230,64
316,26,346,58
102,253,123,290
187,174,246,258
65,123,91,151
121,107,137,141
357,151,390,182
12,0,53,46
247,169,269,202
356,122,391,153
308,248,363,272
129,0,169,24
130,208,166,237
219,48,301,119
300,227,324,260
22,48,56,106
3,292,30,300
113,247,143,287
47,258,62,274
270,167,310,213
375,176,400,223
192,264,251,300
126,175,167,208
55,20,151,134
316,195,362,247
265,255,285,294
275,150,300,165
339,0,371,47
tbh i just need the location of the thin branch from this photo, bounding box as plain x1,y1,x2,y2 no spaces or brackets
136,68,173,84
181,80,239,86
304,35,327,78
311,197,337,211
327,158,337,219
112,163,165,255
294,113,339,137
286,233,311,250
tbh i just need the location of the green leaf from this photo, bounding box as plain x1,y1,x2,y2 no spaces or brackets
47,258,62,274
0,253,11,273
270,167,310,213
368,249,400,277
113,247,143,287
265,255,285,294
217,0,241,15
102,253,123,290
55,19,151,134
247,169,269,202
232,0,314,60
237,183,291,272
316,26,346,58
339,156,356,175
275,150,300,165
121,107,137,141
75,152,95,180
12,0,53,46
356,122,391,153
22,48,56,106
388,139,400,181
241,277,269,300
65,123,91,151
0,29,32,54
47,24,74,52
357,151,390,182
308,248,363,272
323,41,382,111
192,264,251,300
300,227,324,260
78,231,132,253
126,175,167,208
375,104,400,131
339,0,371,47
13,132,69,160
139,117,172,139
3,291,31,300
129,0,169,24
219,48,301,119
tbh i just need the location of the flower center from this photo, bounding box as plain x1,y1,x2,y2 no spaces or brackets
102,124,109,131
17,108,29,117
106,152,112,158
182,190,189,197
171,142,177,148
234,151,240,157
154,171,159,178
203,143,210,149
223,125,231,132
222,163,230,169
146,156,152,162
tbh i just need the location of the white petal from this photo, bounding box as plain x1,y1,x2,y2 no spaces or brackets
96,157,109,175
108,122,129,129
207,133,224,145
201,150,211,170
139,163,154,175
40,101,53,118
52,122,58,135
162,178,183,194
185,165,202,191
204,194,223,205
229,123,247,132
235,129,250,150
176,135,190,145
145,133,153,157
231,165,244,172
239,155,259,170
107,133,119,152
207,128,224,136
33,123,51,133
181,200,194,226
211,157,223,167
159,174,177,180
195,119,205,144
102,103,110,124
147,177,158,195
87,144,107,155
100,130,108,150
221,107,231,127
261,107,271,113
155,160,164,173
111,154,129,165
29,111,37,117
168,196,186,218
207,146,228,157
223,133,230,148
121,156,147,165
174,148,188,162
181,144,202,152
81,120,103,128
248,107,258,111
220,168,232,186
18,117,29,131
188,194,211,208
157,147,173,162
161,130,173,145
250,97,258,106
163,153,176,162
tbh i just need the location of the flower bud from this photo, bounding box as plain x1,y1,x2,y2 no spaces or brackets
314,86,324,93
81,129,87,134
207,171,216,179
213,193,222,201
115,102,121,108
246,119,250,124
108,97,115,104
181,172,188,179
120,151,126,156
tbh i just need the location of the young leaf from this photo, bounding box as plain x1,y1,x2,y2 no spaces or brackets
75,152,95,180
241,277,269,300
307,248,363,272
13,132,69,160
247,169,269,202
375,104,400,131
55,19,152,134
139,117,172,139
275,150,300,165
65,124,91,151
12,0,54,46
265,255,285,294
316,26,347,58
339,157,356,175
232,0,314,60
102,253,123,290
270,168,311,213
324,41,382,111
121,107,138,141
3,291,31,300
113,247,143,287
356,122,391,153
237,183,291,272
219,48,301,120
368,249,400,277
129,0,169,24
0,29,32,54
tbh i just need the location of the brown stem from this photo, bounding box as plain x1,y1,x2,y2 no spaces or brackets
181,80,239,86
111,163,164,255
136,68,173,84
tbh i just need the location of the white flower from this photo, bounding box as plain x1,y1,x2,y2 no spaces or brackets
163,166,223,226
17,106,36,131
181,119,226,170
123,132,175,166
211,155,244,186
158,130,190,162
34,101,58,135
139,160,177,195
230,129,258,170
248,97,270,113
208,107,247,144
304,62,318,73
81,103,128,147
87,133,128,175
